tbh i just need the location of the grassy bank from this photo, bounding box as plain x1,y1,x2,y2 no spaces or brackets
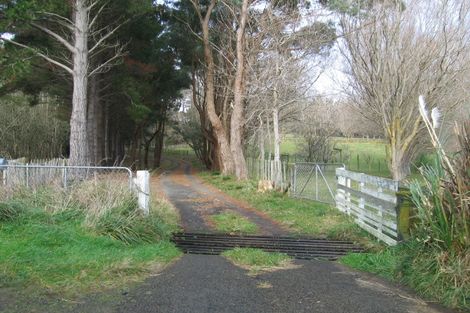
0,184,181,296
198,172,378,248
341,242,469,310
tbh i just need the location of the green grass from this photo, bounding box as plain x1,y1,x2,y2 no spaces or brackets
210,211,258,234
199,172,379,248
280,135,437,179
0,187,182,296
280,134,304,155
162,146,206,171
222,248,292,274
163,144,194,153
333,138,390,177
340,248,398,281
341,242,469,310
279,135,391,177
0,211,180,295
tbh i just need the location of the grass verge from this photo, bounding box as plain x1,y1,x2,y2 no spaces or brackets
222,248,294,275
210,211,258,234
341,241,469,310
199,172,378,248
0,185,181,297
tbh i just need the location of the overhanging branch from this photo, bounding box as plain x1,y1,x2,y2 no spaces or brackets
2,38,73,75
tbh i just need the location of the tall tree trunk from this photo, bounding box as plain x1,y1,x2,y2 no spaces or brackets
230,0,249,180
153,121,166,168
266,115,272,160
131,127,140,168
104,102,110,165
259,116,265,160
199,0,234,175
69,0,90,166
272,58,282,187
95,98,104,164
390,143,411,181
87,74,98,165
388,119,413,181
144,127,160,169
191,68,214,170
94,77,104,165
144,140,151,169
273,106,282,187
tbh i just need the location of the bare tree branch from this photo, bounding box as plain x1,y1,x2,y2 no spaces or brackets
89,20,128,54
30,22,76,53
2,38,73,75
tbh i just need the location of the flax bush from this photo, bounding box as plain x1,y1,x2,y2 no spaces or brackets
409,120,469,252
407,121,469,308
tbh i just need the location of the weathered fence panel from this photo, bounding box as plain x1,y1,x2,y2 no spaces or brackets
336,168,400,245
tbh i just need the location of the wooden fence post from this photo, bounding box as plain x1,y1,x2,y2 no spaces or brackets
396,187,412,241
134,170,150,215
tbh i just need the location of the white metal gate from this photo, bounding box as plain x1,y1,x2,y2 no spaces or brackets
0,162,150,214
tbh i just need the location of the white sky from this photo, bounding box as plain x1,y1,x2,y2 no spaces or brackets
0,33,14,40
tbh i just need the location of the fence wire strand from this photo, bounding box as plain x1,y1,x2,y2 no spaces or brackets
1,161,133,192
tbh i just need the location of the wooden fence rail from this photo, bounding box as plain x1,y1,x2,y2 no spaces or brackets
335,168,404,246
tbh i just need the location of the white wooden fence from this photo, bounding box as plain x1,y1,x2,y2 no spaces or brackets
336,168,400,245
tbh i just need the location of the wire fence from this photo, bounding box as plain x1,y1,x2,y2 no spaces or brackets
246,158,344,205
1,158,133,191
0,160,151,213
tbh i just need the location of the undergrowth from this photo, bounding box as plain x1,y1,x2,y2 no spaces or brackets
0,181,181,296
341,241,469,309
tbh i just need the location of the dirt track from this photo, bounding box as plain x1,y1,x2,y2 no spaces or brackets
158,160,286,235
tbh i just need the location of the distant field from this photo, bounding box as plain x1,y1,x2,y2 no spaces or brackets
332,138,390,177
165,137,393,178
281,135,391,178
280,134,304,155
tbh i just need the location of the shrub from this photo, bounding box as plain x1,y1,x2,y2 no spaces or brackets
0,200,25,222
89,199,172,244
397,242,469,309
409,124,469,253
66,181,175,244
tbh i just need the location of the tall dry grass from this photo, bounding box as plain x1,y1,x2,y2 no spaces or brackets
0,178,178,244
